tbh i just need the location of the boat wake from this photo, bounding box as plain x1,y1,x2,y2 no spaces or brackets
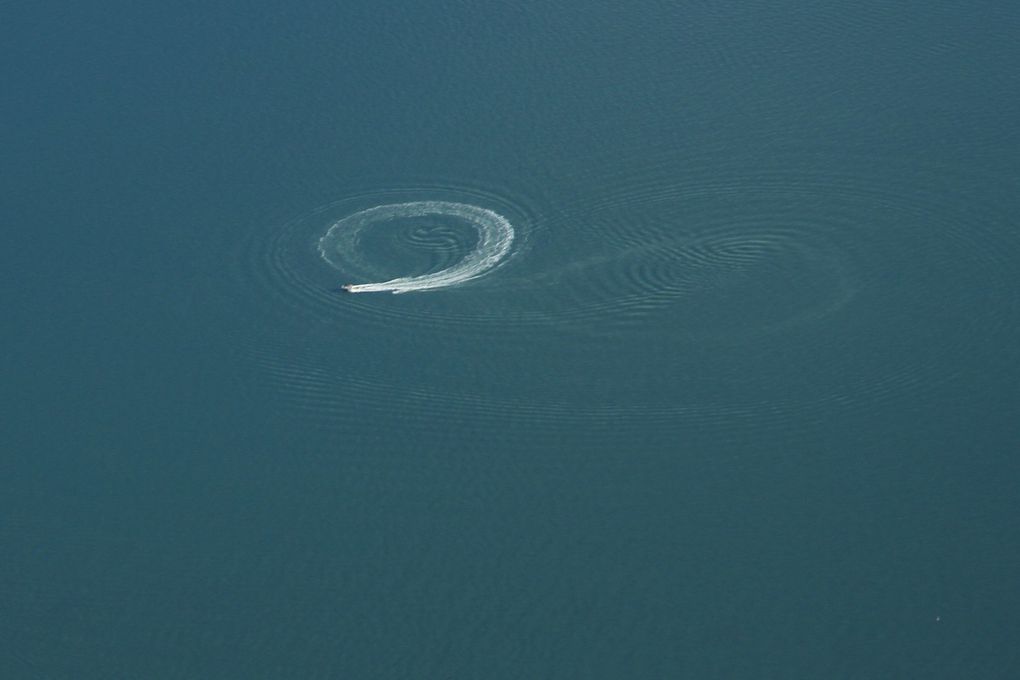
228,157,1020,443
318,201,514,294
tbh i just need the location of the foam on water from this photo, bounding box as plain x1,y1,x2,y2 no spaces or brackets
318,201,514,294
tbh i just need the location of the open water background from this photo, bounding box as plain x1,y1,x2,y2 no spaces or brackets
4,1,1020,677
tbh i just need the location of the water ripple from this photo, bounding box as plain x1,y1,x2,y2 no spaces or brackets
228,153,1020,442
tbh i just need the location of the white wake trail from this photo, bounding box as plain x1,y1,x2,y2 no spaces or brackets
318,201,514,294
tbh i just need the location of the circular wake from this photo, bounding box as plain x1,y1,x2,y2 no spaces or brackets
318,201,514,294
227,160,1020,445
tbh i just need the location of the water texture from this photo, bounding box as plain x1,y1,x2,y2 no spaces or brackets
4,0,1020,677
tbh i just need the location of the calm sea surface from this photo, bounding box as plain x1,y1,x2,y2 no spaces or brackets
4,1,1020,677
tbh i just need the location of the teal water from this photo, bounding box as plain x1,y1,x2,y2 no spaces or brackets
4,1,1020,677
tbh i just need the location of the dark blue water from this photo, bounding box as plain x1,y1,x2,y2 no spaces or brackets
5,1,1020,676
